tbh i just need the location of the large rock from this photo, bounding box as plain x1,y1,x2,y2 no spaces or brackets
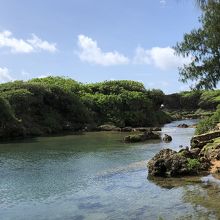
200,137,220,160
148,149,188,177
163,134,172,142
147,148,207,177
124,131,160,143
191,131,220,149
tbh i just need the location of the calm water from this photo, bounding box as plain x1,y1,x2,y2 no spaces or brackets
1,119,220,220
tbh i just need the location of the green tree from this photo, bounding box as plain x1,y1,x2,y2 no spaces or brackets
175,1,220,89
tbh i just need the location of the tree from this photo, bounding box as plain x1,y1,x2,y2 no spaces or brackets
174,1,220,89
196,0,217,8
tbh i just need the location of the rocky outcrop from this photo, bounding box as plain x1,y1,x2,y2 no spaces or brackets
199,137,220,160
148,131,220,178
191,131,220,149
124,131,160,143
162,134,172,142
148,148,210,177
177,124,189,128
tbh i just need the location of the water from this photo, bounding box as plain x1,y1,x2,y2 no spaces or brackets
0,119,220,220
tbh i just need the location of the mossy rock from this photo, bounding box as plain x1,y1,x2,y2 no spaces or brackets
191,131,220,149
124,131,160,143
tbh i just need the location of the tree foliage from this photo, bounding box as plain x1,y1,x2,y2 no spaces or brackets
0,77,170,139
175,1,220,89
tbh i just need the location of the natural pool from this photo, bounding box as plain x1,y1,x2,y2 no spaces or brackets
0,119,220,220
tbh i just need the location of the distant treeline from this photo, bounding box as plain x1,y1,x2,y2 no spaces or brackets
0,77,171,139
164,90,220,110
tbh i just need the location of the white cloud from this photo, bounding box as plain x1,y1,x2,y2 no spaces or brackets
27,34,57,53
134,46,191,70
77,35,129,66
0,30,57,53
0,31,34,53
160,0,167,5
0,67,13,82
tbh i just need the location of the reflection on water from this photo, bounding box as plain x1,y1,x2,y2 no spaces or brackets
0,119,220,219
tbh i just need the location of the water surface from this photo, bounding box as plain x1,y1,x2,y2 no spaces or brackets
1,119,220,220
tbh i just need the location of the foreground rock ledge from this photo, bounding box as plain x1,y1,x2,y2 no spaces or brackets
147,148,210,177
148,131,220,177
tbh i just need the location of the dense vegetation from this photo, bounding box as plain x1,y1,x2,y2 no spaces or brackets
196,105,220,134
0,77,171,139
164,90,220,111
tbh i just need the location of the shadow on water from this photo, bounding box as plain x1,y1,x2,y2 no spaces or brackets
148,175,202,189
148,174,220,219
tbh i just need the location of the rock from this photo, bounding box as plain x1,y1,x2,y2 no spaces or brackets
151,127,162,132
98,124,121,131
121,127,133,132
189,148,201,158
133,127,150,132
215,123,220,130
191,131,220,149
148,148,205,177
163,134,172,142
178,148,192,158
148,149,189,177
199,157,211,170
177,124,189,128
124,131,160,143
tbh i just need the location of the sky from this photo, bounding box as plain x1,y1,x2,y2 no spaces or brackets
0,0,201,93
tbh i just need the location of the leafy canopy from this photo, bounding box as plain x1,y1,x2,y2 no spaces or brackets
175,1,220,89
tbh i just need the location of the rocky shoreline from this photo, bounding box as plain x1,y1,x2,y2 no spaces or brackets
148,130,220,177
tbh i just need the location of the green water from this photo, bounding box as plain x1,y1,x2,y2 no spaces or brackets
0,119,220,220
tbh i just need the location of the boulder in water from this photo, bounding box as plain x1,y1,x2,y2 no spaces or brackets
147,148,207,177
163,134,172,142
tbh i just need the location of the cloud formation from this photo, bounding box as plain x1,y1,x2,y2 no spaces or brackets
27,34,57,53
160,0,167,5
76,35,191,70
0,30,57,53
0,67,13,82
77,35,129,66
134,46,191,70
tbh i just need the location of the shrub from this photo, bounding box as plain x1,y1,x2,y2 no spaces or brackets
187,158,200,171
196,105,220,134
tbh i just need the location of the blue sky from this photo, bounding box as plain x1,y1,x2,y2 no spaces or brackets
0,0,201,93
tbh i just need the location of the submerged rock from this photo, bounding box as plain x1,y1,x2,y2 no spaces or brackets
124,131,160,143
162,134,172,142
